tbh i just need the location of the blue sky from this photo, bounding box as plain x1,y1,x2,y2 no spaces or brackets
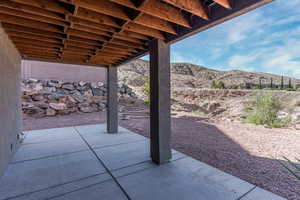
143,0,300,78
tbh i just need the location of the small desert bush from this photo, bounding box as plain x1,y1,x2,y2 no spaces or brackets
246,93,290,128
284,88,296,91
251,85,260,90
211,80,226,89
192,110,208,117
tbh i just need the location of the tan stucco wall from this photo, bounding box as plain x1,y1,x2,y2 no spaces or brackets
22,60,106,82
0,24,22,177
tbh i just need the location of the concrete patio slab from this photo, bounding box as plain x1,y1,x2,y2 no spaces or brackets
11,138,88,163
7,174,112,200
0,124,286,200
22,127,80,144
94,139,184,171
0,151,106,200
117,156,255,200
74,124,129,135
241,187,286,200
51,180,127,200
112,151,187,178
94,140,150,171
75,124,146,149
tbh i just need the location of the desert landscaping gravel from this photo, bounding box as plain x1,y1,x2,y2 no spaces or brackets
23,112,300,200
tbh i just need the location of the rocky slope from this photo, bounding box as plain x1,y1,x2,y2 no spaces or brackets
118,59,300,127
119,59,300,89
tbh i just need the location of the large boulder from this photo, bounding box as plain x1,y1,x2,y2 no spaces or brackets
78,81,87,87
46,108,56,116
56,89,69,95
32,94,45,101
49,103,67,111
62,83,75,90
47,80,61,87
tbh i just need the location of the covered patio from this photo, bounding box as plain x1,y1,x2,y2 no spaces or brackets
0,0,284,199
0,124,285,200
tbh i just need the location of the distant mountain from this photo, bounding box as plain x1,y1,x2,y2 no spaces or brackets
119,59,300,89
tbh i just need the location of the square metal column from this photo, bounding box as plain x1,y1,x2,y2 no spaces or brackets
106,66,118,134
149,39,172,164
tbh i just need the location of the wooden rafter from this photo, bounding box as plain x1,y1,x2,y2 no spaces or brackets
0,0,273,66
214,0,232,9
161,0,209,20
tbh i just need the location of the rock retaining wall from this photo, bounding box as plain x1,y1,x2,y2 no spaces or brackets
22,79,136,117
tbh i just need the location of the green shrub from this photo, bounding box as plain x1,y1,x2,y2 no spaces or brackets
284,88,296,91
251,85,260,90
245,93,290,128
192,110,208,117
142,76,150,104
211,81,226,89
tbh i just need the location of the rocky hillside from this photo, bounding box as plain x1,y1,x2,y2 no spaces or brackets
119,59,300,89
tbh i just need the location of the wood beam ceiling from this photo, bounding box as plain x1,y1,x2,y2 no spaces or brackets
0,0,272,67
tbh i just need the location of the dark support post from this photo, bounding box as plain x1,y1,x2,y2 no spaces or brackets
106,66,118,134
149,39,172,164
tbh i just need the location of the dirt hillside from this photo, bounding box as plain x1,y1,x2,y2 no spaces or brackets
119,59,300,89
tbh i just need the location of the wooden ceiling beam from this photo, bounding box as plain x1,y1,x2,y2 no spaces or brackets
15,43,61,51
118,31,150,40
111,0,191,28
67,35,101,46
73,0,129,20
113,35,145,44
20,49,61,56
11,0,70,14
66,41,100,49
110,38,145,49
69,16,118,33
161,0,209,20
124,22,165,40
21,52,60,59
7,31,63,44
61,52,90,57
75,7,120,28
63,47,95,54
95,53,126,58
0,7,69,27
60,55,89,61
101,49,133,56
2,23,66,39
0,14,63,33
66,28,109,41
134,13,177,35
101,43,138,53
213,0,232,9
76,4,175,35
0,1,64,20
11,36,62,47
23,55,60,61
14,40,63,49
71,24,112,37
65,45,95,51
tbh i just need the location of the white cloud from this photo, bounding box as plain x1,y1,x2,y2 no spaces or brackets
227,38,300,77
171,51,204,66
